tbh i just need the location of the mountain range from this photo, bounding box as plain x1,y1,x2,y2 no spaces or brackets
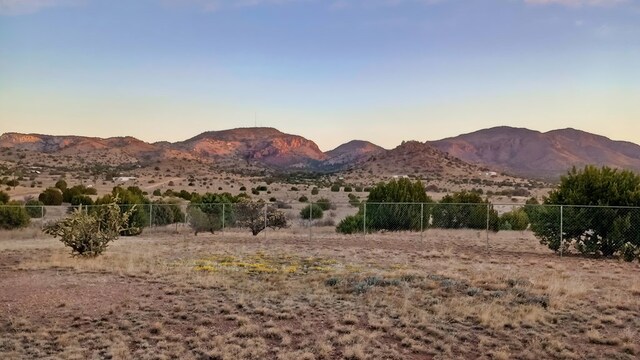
1,126,640,179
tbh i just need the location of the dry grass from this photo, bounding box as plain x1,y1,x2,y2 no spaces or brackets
1,228,639,359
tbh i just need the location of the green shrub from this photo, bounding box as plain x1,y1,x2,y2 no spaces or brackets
188,192,238,235
39,188,63,205
25,199,46,218
152,189,162,196
311,187,319,195
531,166,640,256
336,179,432,234
336,214,364,234
330,185,340,192
620,242,638,262
343,186,353,192
151,200,185,226
0,201,30,230
499,208,529,231
55,179,68,191
300,204,323,220
43,198,136,257
94,186,149,236
0,190,9,204
316,198,332,211
431,191,499,231
299,195,309,203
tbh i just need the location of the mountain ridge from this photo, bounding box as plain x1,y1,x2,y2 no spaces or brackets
2,126,640,179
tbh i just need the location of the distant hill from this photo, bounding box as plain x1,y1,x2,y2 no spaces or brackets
174,127,327,170
3,126,638,180
428,126,640,179
322,140,386,171
355,141,482,180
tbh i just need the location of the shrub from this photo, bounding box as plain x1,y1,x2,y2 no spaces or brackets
300,204,323,220
62,185,97,203
152,200,185,226
499,208,529,231
25,199,46,218
152,189,162,196
235,200,288,236
0,201,30,230
530,166,640,256
343,186,353,192
43,199,136,257
188,192,238,235
316,198,332,211
55,179,68,191
94,186,150,236
348,193,360,207
330,185,340,192
0,190,9,204
431,191,499,231
6,179,19,187
336,179,432,233
620,242,638,262
311,187,319,195
298,195,309,203
239,186,247,191
290,186,299,191
336,214,364,234
39,188,63,205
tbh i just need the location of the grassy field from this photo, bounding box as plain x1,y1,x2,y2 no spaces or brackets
1,227,639,359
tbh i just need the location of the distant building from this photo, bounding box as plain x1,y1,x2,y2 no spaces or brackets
115,176,137,182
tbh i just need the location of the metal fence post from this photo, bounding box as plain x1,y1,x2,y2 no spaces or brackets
420,203,424,241
222,203,225,234
309,202,313,241
560,205,564,257
363,202,367,239
486,203,490,252
149,203,153,228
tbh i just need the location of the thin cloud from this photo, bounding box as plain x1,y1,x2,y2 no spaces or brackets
524,0,628,7
0,0,81,15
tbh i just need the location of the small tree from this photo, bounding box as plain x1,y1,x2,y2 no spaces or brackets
300,204,323,220
235,200,288,236
531,166,640,257
25,199,46,218
55,179,68,191
499,208,529,231
0,201,30,230
43,198,136,257
336,179,432,233
431,191,499,231
0,190,9,204
39,188,63,206
316,198,332,211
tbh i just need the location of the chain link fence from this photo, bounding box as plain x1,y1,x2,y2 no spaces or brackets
2,201,640,258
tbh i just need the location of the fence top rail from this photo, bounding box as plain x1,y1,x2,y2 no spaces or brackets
4,202,640,210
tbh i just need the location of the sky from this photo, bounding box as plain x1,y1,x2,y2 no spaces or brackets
1,0,639,151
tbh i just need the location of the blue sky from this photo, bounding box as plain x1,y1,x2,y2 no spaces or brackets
1,0,639,150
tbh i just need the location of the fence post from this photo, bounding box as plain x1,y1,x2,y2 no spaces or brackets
41,205,44,220
363,202,367,239
309,202,313,241
149,203,153,228
420,203,424,241
560,205,564,257
264,204,268,240
222,203,225,234
486,203,490,252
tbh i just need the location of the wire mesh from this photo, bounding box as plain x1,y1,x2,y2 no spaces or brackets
1,202,639,259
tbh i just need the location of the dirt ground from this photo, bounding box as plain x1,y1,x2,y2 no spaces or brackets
1,228,639,359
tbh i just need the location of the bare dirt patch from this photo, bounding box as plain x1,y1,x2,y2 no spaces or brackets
1,229,639,359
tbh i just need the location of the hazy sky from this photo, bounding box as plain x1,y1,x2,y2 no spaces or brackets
1,0,639,150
